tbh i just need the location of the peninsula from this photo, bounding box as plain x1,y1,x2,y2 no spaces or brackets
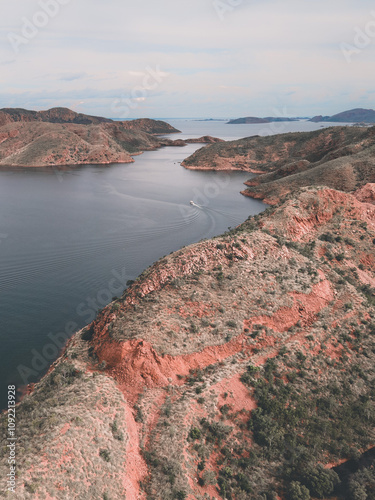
0,107,184,167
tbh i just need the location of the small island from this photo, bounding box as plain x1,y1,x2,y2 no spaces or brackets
227,116,300,124
309,107,375,123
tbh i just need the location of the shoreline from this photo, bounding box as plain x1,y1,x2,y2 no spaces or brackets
0,137,225,169
181,162,265,174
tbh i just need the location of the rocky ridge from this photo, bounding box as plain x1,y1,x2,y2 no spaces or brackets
0,182,374,499
182,126,375,205
0,107,178,132
0,107,182,167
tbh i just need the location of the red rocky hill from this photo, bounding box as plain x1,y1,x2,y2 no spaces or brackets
1,183,374,499
0,108,181,167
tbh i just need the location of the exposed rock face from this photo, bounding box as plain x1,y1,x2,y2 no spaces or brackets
0,108,182,167
354,183,375,205
182,126,375,204
1,185,374,499
310,108,375,123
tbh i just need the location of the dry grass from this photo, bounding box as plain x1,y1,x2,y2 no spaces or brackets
0,360,130,499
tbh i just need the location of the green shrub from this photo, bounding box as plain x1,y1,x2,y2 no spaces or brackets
189,427,202,440
227,320,237,328
302,465,340,498
287,481,310,500
49,363,83,387
319,233,335,243
173,490,187,499
99,449,111,462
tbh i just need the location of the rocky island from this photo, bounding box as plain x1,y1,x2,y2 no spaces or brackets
0,120,374,499
309,108,375,124
227,116,299,124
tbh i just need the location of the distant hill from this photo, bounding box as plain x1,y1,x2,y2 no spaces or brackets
310,108,375,123
0,108,182,167
227,116,299,124
0,107,179,134
0,107,112,126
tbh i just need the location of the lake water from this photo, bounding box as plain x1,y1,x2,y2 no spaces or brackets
0,119,345,409
161,118,342,141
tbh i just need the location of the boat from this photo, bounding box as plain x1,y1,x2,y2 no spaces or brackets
190,201,201,208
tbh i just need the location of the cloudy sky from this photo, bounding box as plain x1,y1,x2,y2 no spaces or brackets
1,0,374,118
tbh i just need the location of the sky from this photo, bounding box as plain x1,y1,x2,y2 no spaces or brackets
1,0,374,119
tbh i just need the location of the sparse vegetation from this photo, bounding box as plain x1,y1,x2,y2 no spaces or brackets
1,181,374,499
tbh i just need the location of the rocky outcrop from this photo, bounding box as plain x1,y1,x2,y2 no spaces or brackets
1,185,374,499
354,183,375,205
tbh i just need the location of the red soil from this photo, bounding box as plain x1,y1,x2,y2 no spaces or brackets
214,373,257,414
245,275,333,333
122,404,148,500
